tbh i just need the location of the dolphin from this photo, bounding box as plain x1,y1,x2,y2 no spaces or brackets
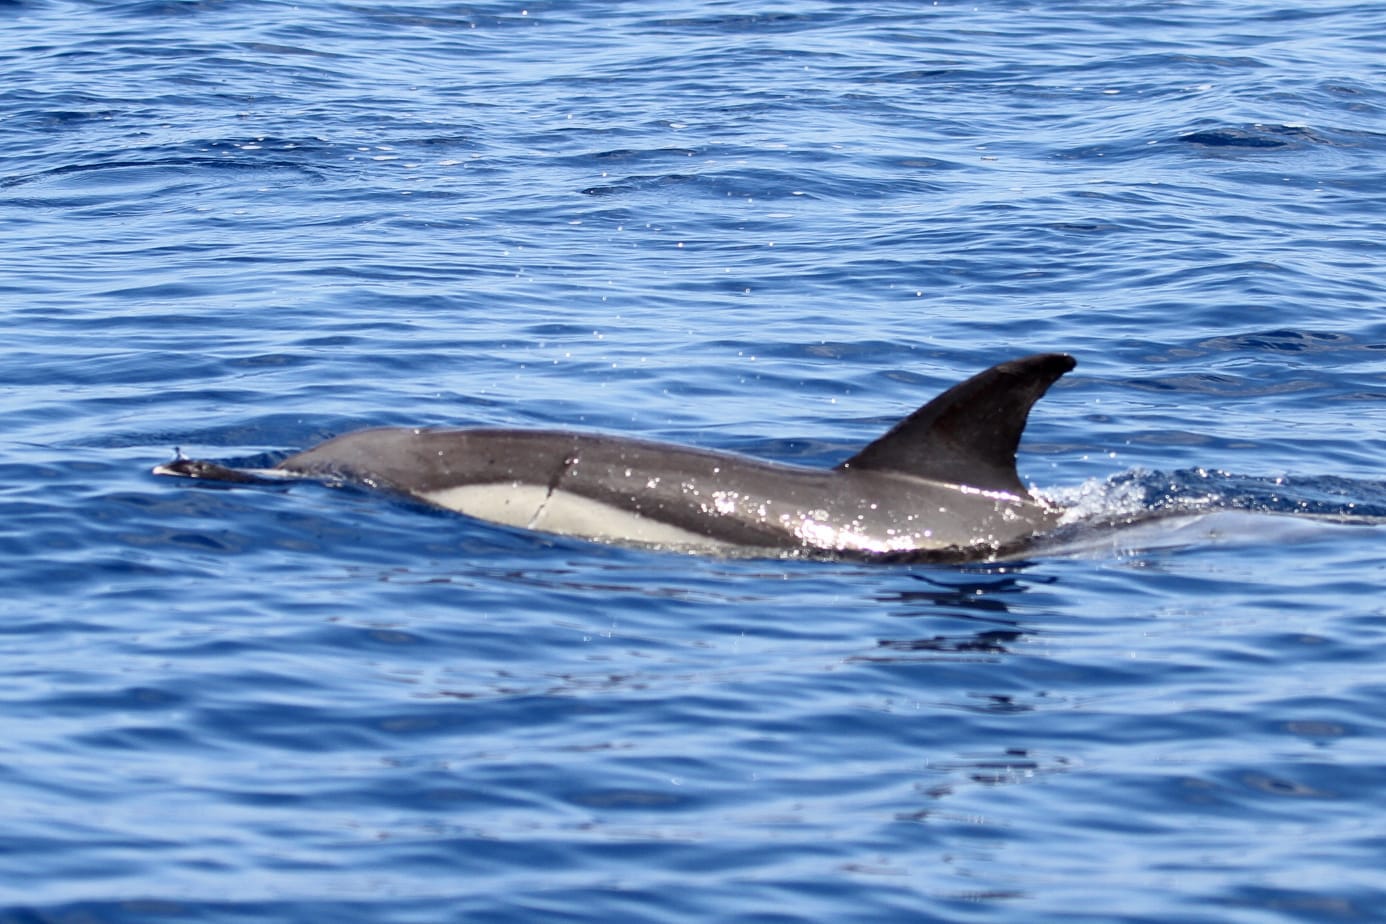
154,353,1076,559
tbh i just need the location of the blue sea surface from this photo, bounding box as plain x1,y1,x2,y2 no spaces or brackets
3,2,1386,921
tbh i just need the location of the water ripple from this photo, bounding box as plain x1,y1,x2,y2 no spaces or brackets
4,1,1386,921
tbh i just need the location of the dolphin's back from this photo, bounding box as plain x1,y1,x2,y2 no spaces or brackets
280,428,830,547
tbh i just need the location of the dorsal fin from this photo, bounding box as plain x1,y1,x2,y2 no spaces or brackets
836,353,1075,498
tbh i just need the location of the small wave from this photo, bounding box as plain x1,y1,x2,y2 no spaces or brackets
1045,467,1386,526
2,157,319,192
1176,123,1324,149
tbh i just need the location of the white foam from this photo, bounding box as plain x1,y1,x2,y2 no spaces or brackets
1039,475,1156,527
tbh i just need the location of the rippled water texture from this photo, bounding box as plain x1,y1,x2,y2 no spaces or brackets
3,2,1386,922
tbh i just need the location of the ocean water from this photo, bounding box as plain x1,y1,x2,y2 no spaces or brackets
3,1,1386,921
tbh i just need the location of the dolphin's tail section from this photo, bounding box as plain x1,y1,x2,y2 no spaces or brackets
153,457,292,485
836,353,1076,498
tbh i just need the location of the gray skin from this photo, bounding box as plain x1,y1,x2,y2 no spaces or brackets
155,353,1076,559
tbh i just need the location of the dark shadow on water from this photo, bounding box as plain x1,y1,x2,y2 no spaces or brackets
861,570,1055,658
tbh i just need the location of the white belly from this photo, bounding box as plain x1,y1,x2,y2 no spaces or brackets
420,483,733,549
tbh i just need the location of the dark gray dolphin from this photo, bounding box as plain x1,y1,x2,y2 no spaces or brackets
155,353,1076,558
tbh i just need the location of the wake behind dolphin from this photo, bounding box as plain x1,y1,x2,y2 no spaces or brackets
155,353,1076,560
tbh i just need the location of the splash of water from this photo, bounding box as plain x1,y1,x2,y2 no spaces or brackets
1041,468,1386,527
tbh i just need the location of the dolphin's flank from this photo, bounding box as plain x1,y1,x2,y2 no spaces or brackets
155,353,1076,559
